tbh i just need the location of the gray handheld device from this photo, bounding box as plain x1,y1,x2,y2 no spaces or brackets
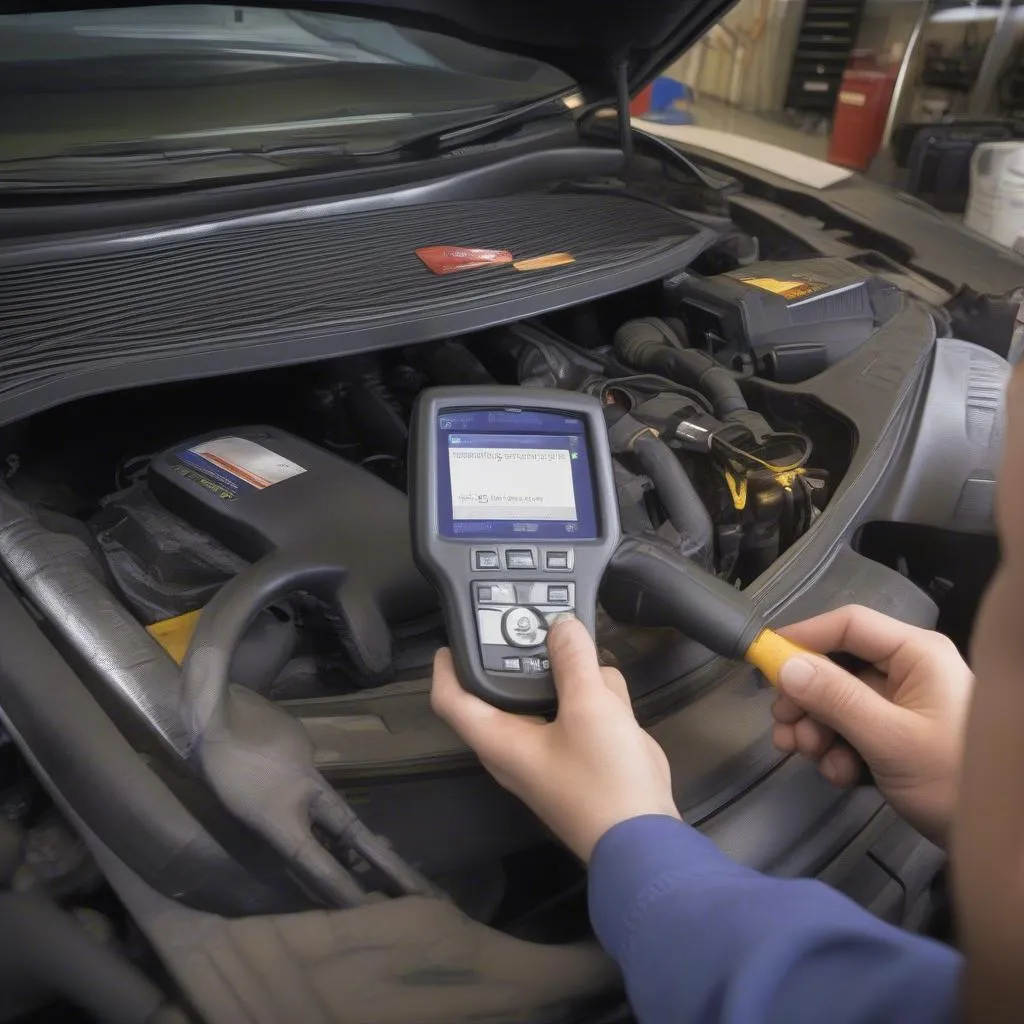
410,387,620,713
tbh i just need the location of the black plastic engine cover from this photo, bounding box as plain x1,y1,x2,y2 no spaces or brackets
673,257,903,382
149,426,437,624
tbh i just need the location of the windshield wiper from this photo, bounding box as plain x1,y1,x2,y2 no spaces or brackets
0,92,575,192
422,92,573,152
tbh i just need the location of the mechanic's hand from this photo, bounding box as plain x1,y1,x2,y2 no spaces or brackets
431,616,680,862
770,604,973,846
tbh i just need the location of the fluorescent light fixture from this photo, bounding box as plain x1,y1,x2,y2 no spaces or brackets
930,0,1024,22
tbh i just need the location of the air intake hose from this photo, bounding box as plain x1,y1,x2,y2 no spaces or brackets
604,405,714,568
613,318,772,439
0,490,187,756
181,548,441,908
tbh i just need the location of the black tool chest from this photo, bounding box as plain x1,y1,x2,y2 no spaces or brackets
784,0,867,115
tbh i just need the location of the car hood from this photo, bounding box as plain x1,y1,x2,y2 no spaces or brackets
16,0,739,98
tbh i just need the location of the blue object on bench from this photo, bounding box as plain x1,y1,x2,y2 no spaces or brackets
651,77,693,111
645,77,695,124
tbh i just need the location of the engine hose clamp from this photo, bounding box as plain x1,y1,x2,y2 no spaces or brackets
606,409,660,455
626,425,660,450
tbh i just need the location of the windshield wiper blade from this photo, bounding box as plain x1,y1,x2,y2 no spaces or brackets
413,92,573,154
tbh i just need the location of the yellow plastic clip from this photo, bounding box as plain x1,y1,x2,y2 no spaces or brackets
774,467,806,490
723,470,748,511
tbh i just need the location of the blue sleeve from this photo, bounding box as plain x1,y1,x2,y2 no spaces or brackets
588,815,961,1024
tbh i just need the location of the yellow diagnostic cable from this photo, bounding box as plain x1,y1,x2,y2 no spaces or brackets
603,535,817,688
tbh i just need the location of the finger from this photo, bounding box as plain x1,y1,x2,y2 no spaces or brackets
793,716,835,761
600,666,633,708
431,648,531,754
779,605,925,669
547,616,604,704
776,651,902,755
771,693,807,725
773,722,796,753
818,741,864,789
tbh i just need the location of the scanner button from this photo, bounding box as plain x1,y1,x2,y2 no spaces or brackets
506,549,535,570
484,583,517,605
502,606,546,648
477,585,493,603
547,585,570,604
476,609,506,646
545,550,571,570
474,550,500,570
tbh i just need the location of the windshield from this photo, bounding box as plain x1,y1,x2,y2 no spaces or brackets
0,5,574,189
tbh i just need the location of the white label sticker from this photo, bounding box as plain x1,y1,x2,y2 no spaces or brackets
187,437,306,490
839,90,867,107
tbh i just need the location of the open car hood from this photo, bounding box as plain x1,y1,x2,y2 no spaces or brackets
26,0,739,98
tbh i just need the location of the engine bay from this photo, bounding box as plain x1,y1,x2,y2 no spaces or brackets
0,165,1010,1021
2,259,863,707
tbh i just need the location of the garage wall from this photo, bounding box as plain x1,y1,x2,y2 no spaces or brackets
664,0,803,113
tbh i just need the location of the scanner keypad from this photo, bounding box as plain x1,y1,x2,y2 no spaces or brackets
469,547,576,675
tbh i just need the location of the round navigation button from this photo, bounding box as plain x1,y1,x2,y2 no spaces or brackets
501,606,546,648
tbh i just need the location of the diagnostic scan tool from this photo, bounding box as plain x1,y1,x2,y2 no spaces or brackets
411,387,620,713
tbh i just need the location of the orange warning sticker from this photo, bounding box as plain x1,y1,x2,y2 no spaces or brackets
512,252,576,272
735,276,818,300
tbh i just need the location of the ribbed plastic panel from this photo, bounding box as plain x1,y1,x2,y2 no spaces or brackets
0,192,703,415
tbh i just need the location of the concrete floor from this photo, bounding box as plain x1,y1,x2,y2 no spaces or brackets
681,96,831,162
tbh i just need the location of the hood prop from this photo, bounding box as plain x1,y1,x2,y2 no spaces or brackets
615,59,634,160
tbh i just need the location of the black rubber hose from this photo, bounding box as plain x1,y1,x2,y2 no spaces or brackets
181,554,369,741
614,318,749,418
0,892,172,1024
632,433,715,568
181,550,440,904
603,405,715,567
0,580,295,916
601,533,763,660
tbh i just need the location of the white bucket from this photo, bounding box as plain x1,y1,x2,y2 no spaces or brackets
965,141,1024,250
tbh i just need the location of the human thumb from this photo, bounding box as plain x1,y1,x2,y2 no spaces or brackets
778,655,895,750
547,614,603,703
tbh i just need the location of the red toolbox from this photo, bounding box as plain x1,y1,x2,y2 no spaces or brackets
828,68,898,171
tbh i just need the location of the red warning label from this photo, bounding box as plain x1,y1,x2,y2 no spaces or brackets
416,246,514,275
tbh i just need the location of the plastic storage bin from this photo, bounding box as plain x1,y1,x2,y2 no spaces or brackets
966,141,1024,250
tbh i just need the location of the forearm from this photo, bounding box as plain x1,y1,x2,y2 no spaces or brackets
588,815,961,1024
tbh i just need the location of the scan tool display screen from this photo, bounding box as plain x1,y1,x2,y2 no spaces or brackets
436,409,599,539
